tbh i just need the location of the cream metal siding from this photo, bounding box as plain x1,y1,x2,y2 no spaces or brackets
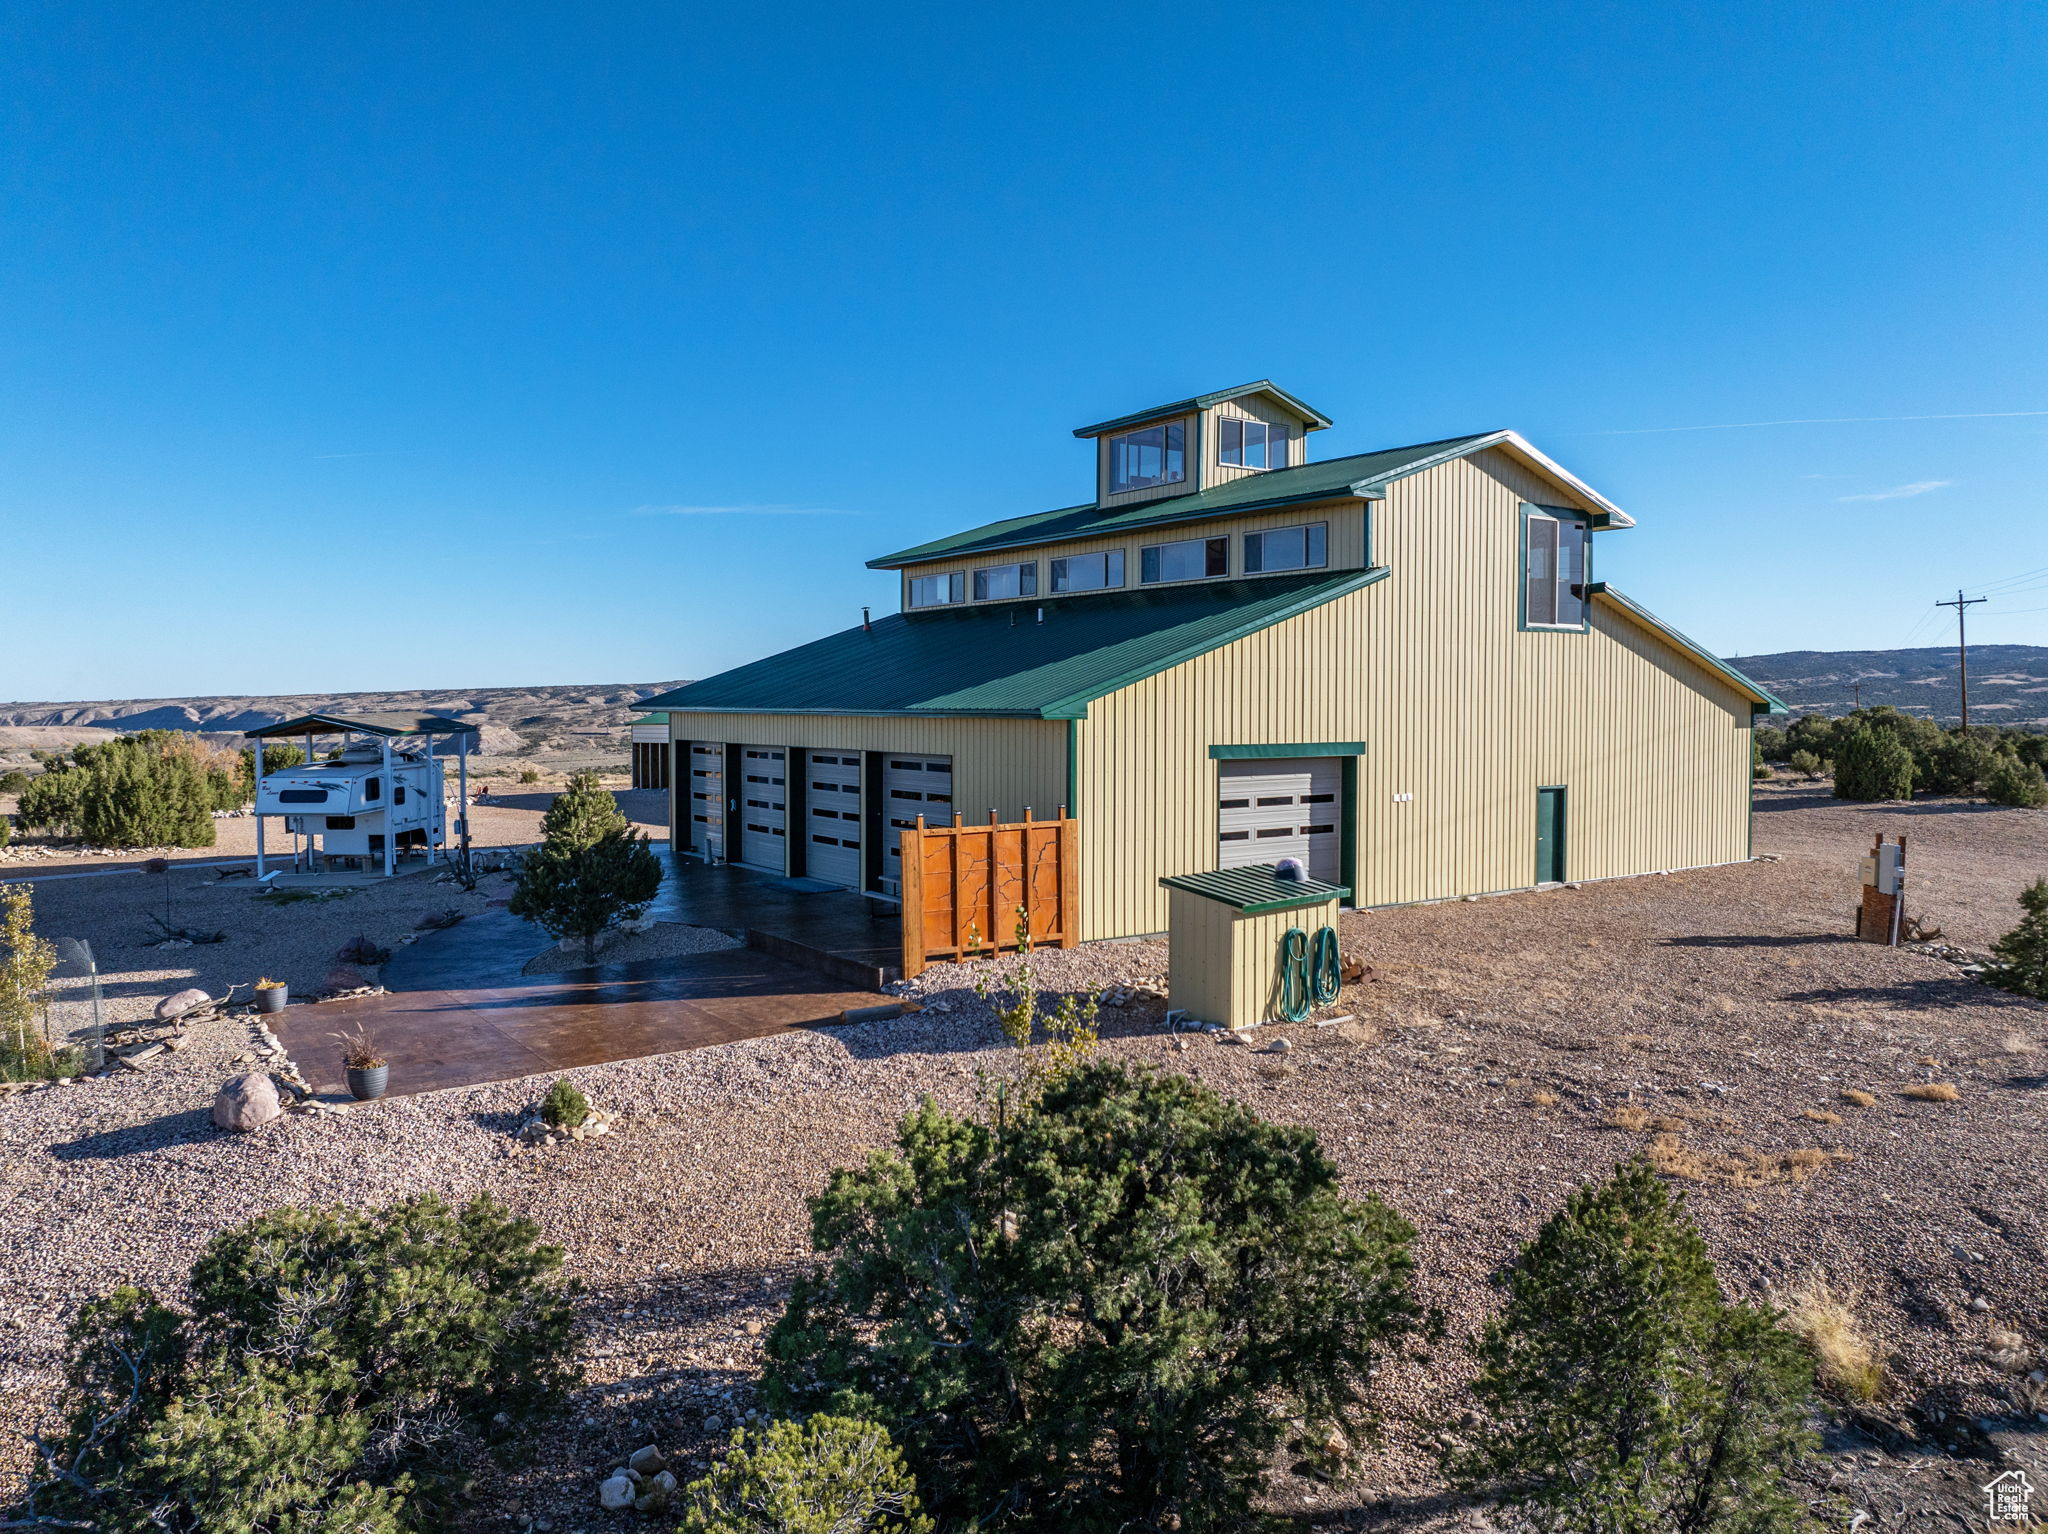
896,500,1369,609
1165,890,1341,1029
666,714,1068,856
1073,450,1753,939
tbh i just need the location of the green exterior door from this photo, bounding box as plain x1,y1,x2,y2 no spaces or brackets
1535,786,1567,884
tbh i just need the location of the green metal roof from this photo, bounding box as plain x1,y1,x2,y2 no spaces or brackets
641,569,1387,721
1584,585,1788,715
1071,380,1334,438
629,713,669,725
244,712,479,739
1160,865,1351,913
868,434,1499,569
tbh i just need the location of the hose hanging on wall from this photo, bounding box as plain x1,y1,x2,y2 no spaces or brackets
1276,924,1342,1024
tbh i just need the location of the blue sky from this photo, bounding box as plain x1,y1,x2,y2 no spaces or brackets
3,1,2044,700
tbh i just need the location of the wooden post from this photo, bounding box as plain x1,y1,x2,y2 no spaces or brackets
1057,815,1080,948
901,815,927,980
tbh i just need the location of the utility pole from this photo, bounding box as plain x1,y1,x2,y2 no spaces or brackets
1935,589,1988,730
1851,681,1861,711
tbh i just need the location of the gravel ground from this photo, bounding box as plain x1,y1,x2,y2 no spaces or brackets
522,922,744,974
5,792,2047,1530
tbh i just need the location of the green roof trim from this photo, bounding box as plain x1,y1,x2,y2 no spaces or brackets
1071,380,1334,438
244,712,479,739
1585,584,1788,714
1160,864,1351,913
641,569,1388,722
1208,742,1365,760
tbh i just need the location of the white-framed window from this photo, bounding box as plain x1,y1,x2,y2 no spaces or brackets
972,561,1038,600
1242,522,1326,573
1108,422,1186,494
908,571,966,608
1048,549,1126,593
1140,535,1228,584
1523,508,1591,628
1218,417,1288,470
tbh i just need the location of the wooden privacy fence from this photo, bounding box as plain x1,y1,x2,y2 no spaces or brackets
900,810,1080,979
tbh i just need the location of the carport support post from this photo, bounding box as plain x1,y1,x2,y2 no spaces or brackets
253,737,266,879
457,731,470,872
382,737,395,877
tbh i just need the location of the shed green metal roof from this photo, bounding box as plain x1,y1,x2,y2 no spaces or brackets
1160,865,1352,912
244,712,479,739
868,433,1500,569
640,569,1387,721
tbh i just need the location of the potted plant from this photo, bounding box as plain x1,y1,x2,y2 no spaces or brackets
254,976,288,1014
336,1027,388,1101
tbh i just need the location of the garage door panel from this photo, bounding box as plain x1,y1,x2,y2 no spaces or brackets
804,752,863,890
739,747,787,872
881,755,952,896
1218,758,1342,883
687,743,723,860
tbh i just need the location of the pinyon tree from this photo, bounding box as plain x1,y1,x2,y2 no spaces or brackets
1830,726,1913,802
764,1062,1422,1532
679,1414,933,1534
1442,1157,1817,1533
1985,877,2048,1000
14,1194,579,1533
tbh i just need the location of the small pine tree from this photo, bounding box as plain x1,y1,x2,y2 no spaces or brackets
678,1415,934,1534
510,826,662,961
15,1194,579,1533
1985,757,2048,809
1984,878,2048,1000
539,771,628,850
1831,726,1914,802
540,1076,589,1129
1787,749,1823,779
0,769,30,795
1443,1157,1816,1533
0,883,70,1082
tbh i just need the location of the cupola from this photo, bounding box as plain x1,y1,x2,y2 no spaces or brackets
1071,381,1332,509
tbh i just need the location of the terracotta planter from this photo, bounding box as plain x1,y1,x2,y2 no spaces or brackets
346,1064,388,1101
255,986,287,1014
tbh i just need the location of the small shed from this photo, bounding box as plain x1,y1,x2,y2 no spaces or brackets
245,712,479,880
1159,864,1348,1030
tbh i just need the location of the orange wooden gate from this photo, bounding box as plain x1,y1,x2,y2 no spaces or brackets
899,811,1080,979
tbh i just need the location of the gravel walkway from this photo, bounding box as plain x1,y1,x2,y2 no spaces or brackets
5,793,2047,1529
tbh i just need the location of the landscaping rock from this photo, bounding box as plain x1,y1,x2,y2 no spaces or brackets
627,1444,667,1476
211,1071,281,1132
597,1473,636,1511
157,987,211,1021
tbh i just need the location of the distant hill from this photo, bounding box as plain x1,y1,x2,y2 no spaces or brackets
1726,645,2048,727
0,682,687,760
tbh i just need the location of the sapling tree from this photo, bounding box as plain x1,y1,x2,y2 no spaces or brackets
1985,877,2048,1000
510,825,662,962
1442,1157,1817,1533
678,1414,933,1534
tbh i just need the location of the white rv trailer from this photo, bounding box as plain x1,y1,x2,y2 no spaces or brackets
244,712,479,879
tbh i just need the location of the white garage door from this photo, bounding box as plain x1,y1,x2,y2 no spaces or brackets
686,743,723,860
804,751,863,890
738,747,788,872
880,754,952,895
1218,758,1342,883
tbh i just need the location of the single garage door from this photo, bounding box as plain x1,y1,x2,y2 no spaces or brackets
738,747,788,871
804,751,863,889
686,743,723,861
1217,758,1342,883
881,754,953,895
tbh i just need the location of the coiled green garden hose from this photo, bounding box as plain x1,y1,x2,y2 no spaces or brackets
1277,924,1341,1023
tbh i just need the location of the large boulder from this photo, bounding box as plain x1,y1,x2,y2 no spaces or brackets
212,1072,281,1132
157,987,211,1022
597,1474,636,1512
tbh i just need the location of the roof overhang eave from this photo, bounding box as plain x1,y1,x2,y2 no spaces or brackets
1353,430,1636,528
649,704,1048,720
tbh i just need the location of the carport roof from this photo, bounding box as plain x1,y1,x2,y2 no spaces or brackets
244,712,480,738
640,568,1387,721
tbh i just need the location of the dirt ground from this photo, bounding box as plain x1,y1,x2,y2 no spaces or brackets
5,790,2047,1530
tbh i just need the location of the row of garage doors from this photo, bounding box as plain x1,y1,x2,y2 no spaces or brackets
682,744,953,894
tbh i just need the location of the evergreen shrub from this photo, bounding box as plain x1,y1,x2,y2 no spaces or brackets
1831,727,1914,802
678,1414,932,1533
1985,878,2048,1000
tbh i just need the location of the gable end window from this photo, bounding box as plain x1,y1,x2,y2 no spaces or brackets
972,561,1038,601
1522,507,1591,629
909,571,966,608
1243,522,1326,573
1108,422,1186,494
1218,417,1288,470
1049,549,1125,593
1140,536,1228,584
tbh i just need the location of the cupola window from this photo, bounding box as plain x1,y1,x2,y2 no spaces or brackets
1218,417,1287,470
1108,422,1186,494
